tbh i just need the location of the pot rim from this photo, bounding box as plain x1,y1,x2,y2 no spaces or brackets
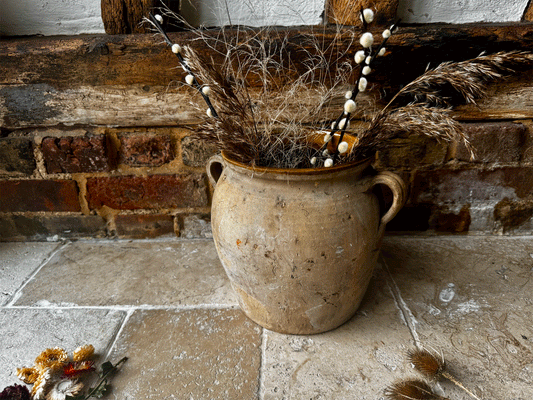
221,152,372,176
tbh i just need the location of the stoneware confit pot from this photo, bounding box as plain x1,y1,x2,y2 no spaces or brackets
206,139,406,334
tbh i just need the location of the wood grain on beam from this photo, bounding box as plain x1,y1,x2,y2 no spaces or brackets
1,24,532,128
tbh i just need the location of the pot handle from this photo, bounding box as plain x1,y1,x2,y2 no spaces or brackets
206,154,224,187
370,171,407,227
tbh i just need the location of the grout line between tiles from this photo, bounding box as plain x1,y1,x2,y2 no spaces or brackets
5,240,71,307
257,328,267,400
4,304,239,311
104,307,135,361
380,255,423,350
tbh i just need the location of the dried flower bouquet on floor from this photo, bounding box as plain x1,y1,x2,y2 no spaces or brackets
148,9,532,169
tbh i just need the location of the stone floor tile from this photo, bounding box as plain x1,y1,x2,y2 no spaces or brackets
261,262,415,400
15,240,238,307
0,307,126,388
381,236,533,400
0,242,60,306
103,308,262,399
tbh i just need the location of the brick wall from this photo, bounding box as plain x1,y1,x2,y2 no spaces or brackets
1,25,533,240
0,128,216,240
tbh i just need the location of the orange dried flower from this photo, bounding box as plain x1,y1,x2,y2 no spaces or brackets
35,348,68,370
62,361,95,378
16,367,39,384
72,344,94,362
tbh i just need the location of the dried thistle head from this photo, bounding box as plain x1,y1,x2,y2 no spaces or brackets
385,379,448,400
408,349,446,379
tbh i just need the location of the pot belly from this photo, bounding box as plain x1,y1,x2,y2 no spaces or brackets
211,177,381,334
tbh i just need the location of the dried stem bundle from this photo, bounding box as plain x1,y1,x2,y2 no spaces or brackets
149,8,532,169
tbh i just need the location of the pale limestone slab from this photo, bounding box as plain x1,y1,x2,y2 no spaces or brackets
14,240,238,307
103,308,262,399
0,308,125,388
0,242,59,306
381,236,533,400
261,262,415,400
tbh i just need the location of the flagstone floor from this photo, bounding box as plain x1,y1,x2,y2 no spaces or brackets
1,236,532,399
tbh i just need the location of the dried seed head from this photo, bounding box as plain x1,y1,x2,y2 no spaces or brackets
385,379,446,400
408,349,445,379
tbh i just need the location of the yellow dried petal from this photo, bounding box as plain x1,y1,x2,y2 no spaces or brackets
35,347,68,369
73,344,95,362
16,367,39,384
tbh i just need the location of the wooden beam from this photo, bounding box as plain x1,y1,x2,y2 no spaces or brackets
1,23,532,129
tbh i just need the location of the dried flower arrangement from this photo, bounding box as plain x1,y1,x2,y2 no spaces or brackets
2,345,127,400
147,7,532,170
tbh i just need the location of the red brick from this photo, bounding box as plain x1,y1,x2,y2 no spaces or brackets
86,174,208,210
456,122,526,163
115,214,176,238
0,179,81,212
119,134,173,166
411,167,533,205
42,135,114,173
0,137,35,175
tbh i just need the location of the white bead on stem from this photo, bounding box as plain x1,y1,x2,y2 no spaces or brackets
324,158,334,168
378,47,386,56
354,50,366,64
171,44,181,54
155,14,163,23
202,86,211,96
322,149,329,156
359,32,374,48
206,108,213,118
338,141,349,154
382,29,391,39
362,9,374,23
185,74,194,85
310,157,317,166
345,90,353,99
365,55,372,65
338,118,350,130
362,66,372,75
358,77,368,92
344,99,356,114
324,133,332,143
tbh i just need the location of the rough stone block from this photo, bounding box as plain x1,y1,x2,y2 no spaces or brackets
181,213,212,238
375,136,447,170
119,134,173,166
0,137,35,175
0,308,125,388
0,242,58,305
86,174,208,210
14,240,237,306
181,136,218,167
493,197,533,233
41,135,114,173
114,214,176,238
457,122,527,163
411,167,533,205
105,309,261,399
0,214,107,241
0,179,81,212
